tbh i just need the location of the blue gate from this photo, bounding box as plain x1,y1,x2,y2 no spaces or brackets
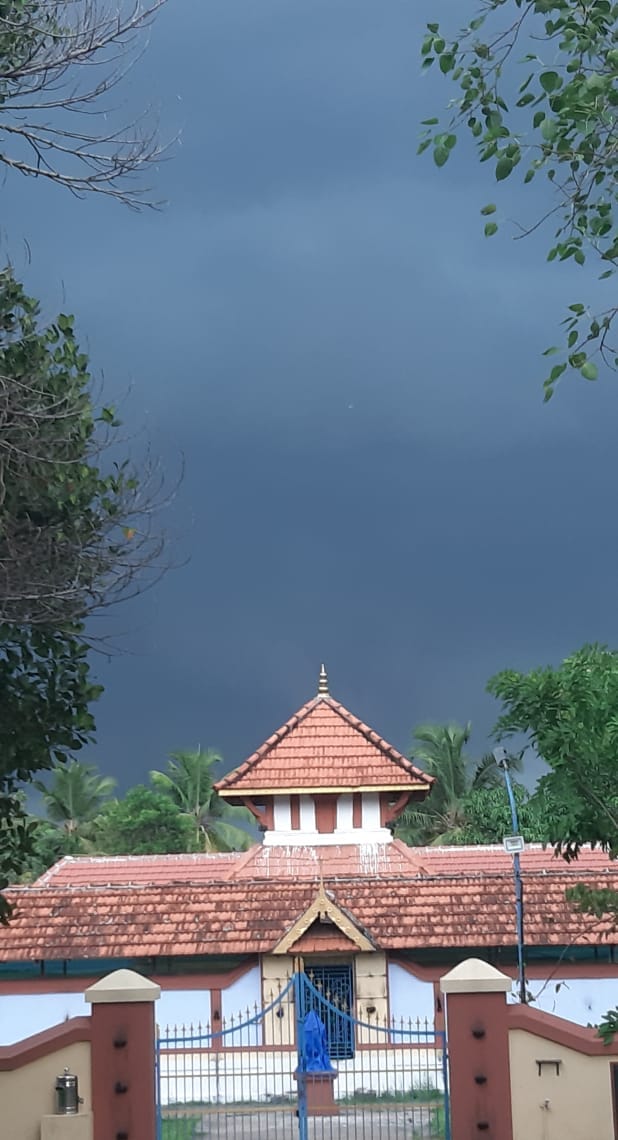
156,972,450,1140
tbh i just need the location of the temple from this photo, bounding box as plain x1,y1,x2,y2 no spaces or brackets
1,666,618,1049
216,664,433,846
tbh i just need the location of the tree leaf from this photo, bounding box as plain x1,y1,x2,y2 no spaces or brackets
540,71,561,93
495,156,513,181
541,118,558,141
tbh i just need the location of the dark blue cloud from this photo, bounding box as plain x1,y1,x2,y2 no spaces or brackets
3,0,617,787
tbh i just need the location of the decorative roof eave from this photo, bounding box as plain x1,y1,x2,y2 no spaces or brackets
272,884,376,955
219,781,430,800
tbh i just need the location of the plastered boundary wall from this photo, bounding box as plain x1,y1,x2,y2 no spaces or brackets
508,1003,618,1140
441,958,618,1140
0,968,160,1140
0,1017,92,1140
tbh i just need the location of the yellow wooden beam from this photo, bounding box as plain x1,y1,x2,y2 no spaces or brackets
272,884,375,955
220,781,429,797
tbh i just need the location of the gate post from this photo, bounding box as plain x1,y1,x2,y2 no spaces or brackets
441,958,513,1140
85,968,161,1140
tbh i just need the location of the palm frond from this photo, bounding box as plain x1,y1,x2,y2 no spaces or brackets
410,722,472,804
35,761,116,833
150,746,251,852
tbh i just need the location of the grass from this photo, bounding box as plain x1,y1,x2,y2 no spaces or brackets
165,1089,444,1112
338,1087,445,1107
428,1107,447,1138
161,1118,198,1140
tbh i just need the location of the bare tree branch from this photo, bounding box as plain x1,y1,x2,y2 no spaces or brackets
0,0,170,206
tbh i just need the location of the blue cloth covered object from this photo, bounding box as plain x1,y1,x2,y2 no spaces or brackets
301,1010,336,1072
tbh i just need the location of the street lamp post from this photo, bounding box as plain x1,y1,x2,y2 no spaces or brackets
493,746,527,1004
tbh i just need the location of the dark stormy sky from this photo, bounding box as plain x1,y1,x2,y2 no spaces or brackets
4,0,618,788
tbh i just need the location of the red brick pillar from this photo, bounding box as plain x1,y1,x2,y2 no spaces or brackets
441,958,514,1140
85,968,161,1140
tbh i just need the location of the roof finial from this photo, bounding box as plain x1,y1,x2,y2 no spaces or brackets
318,663,329,697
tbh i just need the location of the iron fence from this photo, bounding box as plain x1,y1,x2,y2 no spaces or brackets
157,973,450,1140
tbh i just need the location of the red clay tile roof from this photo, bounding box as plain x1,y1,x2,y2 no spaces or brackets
232,841,429,880
2,868,617,961
7,839,618,962
415,844,617,876
31,842,432,888
35,853,240,888
215,696,433,795
33,842,614,889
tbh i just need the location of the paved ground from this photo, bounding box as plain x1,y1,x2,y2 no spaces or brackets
190,1107,444,1139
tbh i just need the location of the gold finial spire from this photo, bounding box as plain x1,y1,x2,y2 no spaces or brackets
318,663,329,696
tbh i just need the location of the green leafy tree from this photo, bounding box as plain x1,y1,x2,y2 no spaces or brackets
19,821,74,882
0,0,167,206
150,748,253,851
489,644,618,1037
489,644,618,858
418,0,617,395
0,627,101,906
0,792,38,886
454,784,549,845
34,760,116,846
396,722,522,844
95,786,197,855
0,272,163,628
0,270,163,914
5,762,117,883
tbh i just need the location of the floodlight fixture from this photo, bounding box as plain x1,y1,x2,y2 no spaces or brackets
503,835,525,855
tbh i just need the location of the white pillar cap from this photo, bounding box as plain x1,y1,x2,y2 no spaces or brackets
85,968,161,1004
440,958,512,995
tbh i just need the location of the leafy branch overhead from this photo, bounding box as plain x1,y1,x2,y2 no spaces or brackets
419,0,617,396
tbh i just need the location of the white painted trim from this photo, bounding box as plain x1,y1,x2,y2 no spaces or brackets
337,793,353,830
273,796,291,831
263,828,393,847
299,795,316,831
362,792,381,829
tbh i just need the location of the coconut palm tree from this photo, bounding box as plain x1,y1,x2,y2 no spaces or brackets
395,723,521,846
34,760,116,852
149,747,253,852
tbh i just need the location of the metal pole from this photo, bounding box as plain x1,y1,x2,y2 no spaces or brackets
501,760,527,1004
295,972,309,1140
